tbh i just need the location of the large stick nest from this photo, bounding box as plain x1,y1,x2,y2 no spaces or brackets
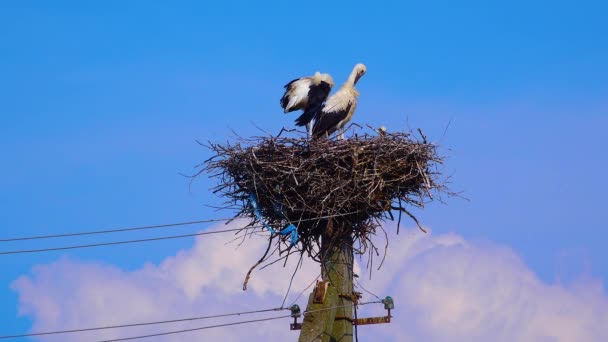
197,128,446,273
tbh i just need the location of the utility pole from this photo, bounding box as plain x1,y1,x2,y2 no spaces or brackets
299,227,355,342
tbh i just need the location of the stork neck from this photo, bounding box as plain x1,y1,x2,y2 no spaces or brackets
345,68,359,87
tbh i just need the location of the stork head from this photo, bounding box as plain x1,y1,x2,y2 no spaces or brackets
353,63,367,84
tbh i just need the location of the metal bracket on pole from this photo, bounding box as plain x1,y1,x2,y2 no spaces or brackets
339,295,395,326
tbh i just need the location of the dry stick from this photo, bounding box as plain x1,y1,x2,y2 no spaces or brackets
376,225,389,271
397,196,403,234
259,249,300,270
243,236,274,290
416,160,434,200
393,206,427,233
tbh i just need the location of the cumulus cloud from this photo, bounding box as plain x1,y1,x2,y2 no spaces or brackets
361,230,608,342
11,222,608,342
12,220,318,342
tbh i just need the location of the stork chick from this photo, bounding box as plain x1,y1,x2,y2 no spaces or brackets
377,125,387,136
312,63,366,140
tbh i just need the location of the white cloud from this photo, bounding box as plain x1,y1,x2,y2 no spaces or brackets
12,220,318,342
11,222,608,342
358,229,608,342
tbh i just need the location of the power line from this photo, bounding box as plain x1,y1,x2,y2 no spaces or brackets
0,218,232,243
0,300,384,340
280,254,303,308
289,274,321,307
354,278,382,301
99,301,382,342
0,212,364,256
0,211,361,243
0,307,287,339
0,228,244,256
98,315,292,342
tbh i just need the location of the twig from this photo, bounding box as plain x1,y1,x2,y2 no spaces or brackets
243,236,274,290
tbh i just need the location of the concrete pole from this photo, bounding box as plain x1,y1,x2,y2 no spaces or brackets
299,229,354,342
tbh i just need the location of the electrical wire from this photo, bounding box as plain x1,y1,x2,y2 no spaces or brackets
98,300,382,342
0,210,361,243
0,300,384,341
98,315,292,342
354,303,359,342
0,307,287,339
0,210,381,339
280,254,303,308
354,278,382,301
0,229,244,255
0,218,232,243
0,211,363,256
288,273,321,307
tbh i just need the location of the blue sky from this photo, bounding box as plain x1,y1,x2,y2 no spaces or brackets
1,1,607,340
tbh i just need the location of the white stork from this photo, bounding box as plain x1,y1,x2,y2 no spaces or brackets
312,63,366,140
280,72,334,137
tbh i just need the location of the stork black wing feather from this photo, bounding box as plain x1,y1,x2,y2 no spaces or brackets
312,103,352,139
294,81,332,127
280,78,301,111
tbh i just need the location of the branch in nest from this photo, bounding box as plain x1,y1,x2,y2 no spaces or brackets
391,206,427,233
243,235,275,290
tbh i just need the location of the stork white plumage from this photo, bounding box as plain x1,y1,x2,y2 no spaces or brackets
280,72,334,137
312,63,366,140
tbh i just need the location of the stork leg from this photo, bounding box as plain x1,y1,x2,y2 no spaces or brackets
338,128,345,140
306,121,313,139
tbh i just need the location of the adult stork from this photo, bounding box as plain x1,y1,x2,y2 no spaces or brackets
280,72,334,137
312,63,366,140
